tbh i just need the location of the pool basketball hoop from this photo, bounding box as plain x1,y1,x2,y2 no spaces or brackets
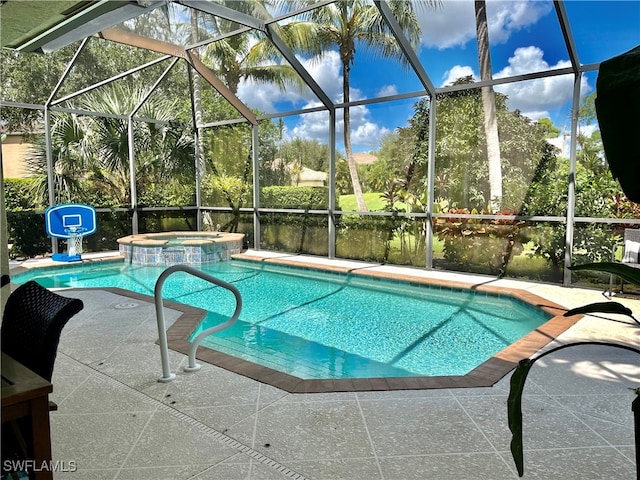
45,204,96,262
65,226,87,259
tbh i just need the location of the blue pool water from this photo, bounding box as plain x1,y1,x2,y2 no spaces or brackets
13,260,551,379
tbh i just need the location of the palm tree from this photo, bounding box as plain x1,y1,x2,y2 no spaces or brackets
474,0,502,210
26,113,88,206
78,83,194,205
199,1,308,95
277,1,431,212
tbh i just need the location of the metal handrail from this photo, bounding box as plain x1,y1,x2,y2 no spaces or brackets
154,264,242,382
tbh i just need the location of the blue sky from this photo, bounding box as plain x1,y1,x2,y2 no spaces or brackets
232,0,639,154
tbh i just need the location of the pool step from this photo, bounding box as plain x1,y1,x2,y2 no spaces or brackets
200,335,334,379
198,328,418,380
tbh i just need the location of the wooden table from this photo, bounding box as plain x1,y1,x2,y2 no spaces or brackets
1,352,54,480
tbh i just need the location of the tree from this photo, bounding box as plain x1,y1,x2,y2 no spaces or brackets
0,37,180,134
25,113,87,206
279,137,329,172
474,0,502,211
0,47,73,134
199,1,306,95
283,0,431,212
74,84,194,206
536,117,561,139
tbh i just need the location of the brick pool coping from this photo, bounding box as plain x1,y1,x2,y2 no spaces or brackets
9,254,581,392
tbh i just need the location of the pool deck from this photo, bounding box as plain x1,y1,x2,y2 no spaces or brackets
6,250,640,479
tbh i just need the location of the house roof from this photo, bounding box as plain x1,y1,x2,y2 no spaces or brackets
352,153,378,165
297,166,327,182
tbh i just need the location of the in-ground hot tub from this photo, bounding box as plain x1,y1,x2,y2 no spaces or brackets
117,231,245,265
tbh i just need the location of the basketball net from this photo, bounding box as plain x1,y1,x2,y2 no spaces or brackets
65,227,86,257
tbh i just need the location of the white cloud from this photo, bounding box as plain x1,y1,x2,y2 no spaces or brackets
377,84,398,97
285,100,389,151
287,103,331,141
417,0,552,50
438,46,592,122
441,65,476,87
259,52,390,150
301,51,344,102
351,121,391,148
488,0,552,44
579,124,599,138
236,51,345,112
237,79,300,113
494,46,591,120
417,1,475,50
546,135,567,155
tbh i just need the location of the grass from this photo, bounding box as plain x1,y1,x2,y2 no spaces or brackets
338,193,408,212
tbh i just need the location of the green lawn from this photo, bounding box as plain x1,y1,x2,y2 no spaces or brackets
338,192,406,211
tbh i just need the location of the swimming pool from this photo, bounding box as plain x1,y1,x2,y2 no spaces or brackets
11,258,556,382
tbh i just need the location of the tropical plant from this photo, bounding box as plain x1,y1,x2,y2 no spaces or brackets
196,0,307,96
282,0,433,212
25,113,88,205
25,83,195,208
78,83,194,205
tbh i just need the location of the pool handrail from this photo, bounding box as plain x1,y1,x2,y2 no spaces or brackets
154,264,242,382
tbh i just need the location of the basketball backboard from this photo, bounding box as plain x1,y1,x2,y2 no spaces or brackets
45,204,97,238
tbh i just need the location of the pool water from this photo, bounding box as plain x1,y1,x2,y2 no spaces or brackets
14,260,551,379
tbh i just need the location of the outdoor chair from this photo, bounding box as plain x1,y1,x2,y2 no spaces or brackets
1,280,83,477
609,228,640,295
1,280,83,381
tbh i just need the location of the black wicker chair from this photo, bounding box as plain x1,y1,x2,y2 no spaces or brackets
1,280,83,381
1,281,83,477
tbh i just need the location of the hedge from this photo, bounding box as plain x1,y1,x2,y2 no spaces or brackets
260,186,330,209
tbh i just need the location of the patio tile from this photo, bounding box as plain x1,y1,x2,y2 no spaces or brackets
355,388,453,400
524,347,640,396
194,454,305,480
58,328,136,366
358,397,494,455
618,446,638,463
286,458,382,480
227,400,374,461
111,372,174,402
378,453,517,480
551,393,637,446
157,363,266,408
113,465,206,480
91,342,184,376
53,353,96,377
56,468,119,480
279,392,358,403
53,375,158,414
51,411,154,470
122,409,239,468
457,394,610,451
499,446,637,479
180,404,260,433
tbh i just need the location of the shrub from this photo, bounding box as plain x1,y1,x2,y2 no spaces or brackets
260,186,329,209
435,208,525,275
4,178,38,210
7,210,49,258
